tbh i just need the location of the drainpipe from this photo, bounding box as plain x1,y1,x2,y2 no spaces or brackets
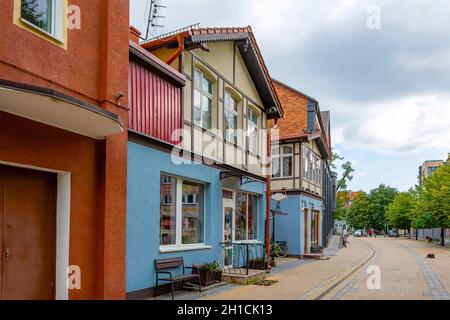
166,34,185,65
266,120,279,271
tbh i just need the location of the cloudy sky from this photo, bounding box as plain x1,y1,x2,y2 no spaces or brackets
130,0,450,192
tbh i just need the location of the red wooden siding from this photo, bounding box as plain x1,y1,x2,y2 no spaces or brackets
128,58,182,145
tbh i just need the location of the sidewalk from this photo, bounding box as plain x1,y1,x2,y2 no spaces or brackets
203,236,370,300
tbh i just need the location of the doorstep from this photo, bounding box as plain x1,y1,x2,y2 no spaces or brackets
221,269,266,285
302,253,330,260
183,281,228,292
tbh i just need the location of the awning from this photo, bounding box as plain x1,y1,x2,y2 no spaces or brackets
0,79,124,140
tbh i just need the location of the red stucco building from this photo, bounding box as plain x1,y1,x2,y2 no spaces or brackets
0,0,129,299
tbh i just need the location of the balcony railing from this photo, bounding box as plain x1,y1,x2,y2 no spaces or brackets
219,241,267,275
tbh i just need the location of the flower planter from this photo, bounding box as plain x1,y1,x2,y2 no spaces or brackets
192,263,222,286
214,270,222,283
310,245,324,254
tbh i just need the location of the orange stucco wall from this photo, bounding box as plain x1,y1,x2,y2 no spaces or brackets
0,0,129,299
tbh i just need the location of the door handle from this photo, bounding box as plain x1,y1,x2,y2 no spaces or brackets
4,248,11,262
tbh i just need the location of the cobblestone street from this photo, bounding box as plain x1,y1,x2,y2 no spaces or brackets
199,237,450,300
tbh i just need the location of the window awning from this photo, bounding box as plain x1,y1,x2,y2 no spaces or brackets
0,79,124,140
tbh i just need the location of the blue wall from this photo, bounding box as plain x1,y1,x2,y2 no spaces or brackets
271,195,323,256
126,141,267,293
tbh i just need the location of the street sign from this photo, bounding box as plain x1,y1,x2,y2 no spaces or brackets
271,193,288,202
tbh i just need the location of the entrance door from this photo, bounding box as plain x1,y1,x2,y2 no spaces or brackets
0,165,56,300
304,209,309,254
222,190,234,268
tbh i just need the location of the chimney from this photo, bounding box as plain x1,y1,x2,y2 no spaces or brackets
129,26,142,44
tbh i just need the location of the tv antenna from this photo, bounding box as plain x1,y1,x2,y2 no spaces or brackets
140,0,166,41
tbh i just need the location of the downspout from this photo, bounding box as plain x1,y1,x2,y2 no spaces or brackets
166,34,185,65
266,119,279,271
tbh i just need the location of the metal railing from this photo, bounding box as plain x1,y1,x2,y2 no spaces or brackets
414,228,450,246
142,23,200,44
219,242,267,276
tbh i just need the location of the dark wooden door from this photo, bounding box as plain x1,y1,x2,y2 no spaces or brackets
0,165,56,300
304,209,308,254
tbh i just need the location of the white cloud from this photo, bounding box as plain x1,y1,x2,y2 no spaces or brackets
333,94,450,154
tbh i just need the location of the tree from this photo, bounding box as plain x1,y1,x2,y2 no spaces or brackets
335,191,351,221
331,150,355,192
347,191,370,230
412,164,450,246
367,184,398,231
386,190,416,231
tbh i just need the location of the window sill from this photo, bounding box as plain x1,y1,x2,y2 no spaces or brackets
159,245,212,254
233,240,263,245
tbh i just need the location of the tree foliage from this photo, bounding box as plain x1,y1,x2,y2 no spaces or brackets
367,184,398,231
347,191,370,229
331,150,355,192
386,190,416,230
412,164,450,229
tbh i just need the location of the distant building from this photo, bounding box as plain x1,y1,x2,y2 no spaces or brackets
419,153,450,182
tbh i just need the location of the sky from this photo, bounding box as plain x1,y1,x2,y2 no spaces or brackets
130,0,450,192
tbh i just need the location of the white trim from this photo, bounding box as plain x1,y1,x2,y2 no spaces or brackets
160,174,206,247
0,160,71,300
55,172,71,300
159,245,212,254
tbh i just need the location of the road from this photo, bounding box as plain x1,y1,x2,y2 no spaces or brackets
203,237,450,300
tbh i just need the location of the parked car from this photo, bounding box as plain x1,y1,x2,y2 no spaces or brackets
388,230,399,238
354,230,363,237
362,230,368,237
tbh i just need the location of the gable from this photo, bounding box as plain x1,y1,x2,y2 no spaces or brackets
192,42,263,107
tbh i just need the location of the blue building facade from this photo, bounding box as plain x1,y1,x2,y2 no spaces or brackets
271,195,323,256
126,140,268,295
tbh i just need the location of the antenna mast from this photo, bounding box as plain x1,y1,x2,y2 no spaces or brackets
141,0,166,41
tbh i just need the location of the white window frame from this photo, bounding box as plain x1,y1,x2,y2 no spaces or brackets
247,107,259,155
160,175,207,251
193,68,213,130
224,91,238,144
272,144,294,179
301,144,322,187
20,0,64,42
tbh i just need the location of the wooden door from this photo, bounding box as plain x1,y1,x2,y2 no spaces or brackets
0,165,56,300
304,209,308,254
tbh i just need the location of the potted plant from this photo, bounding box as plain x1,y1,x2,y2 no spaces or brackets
209,261,222,283
192,261,220,286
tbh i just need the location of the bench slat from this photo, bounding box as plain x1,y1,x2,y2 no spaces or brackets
155,257,184,270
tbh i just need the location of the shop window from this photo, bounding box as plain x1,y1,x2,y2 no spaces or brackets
160,175,205,247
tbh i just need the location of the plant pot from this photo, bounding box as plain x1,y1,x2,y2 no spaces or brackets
214,270,222,283
310,245,324,254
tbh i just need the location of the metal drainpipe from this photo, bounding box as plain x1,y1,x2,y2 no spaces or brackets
265,125,272,271
266,119,278,271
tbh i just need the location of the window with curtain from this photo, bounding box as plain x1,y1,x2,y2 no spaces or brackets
224,91,238,144
248,107,259,154
272,145,293,178
194,68,213,130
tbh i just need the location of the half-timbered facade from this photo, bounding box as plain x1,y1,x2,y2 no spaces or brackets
270,80,336,256
126,26,282,298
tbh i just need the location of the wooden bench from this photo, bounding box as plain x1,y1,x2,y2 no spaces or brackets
154,257,201,300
